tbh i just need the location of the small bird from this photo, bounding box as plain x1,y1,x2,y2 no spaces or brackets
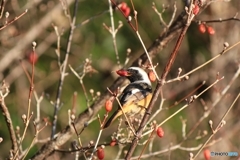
103,67,152,129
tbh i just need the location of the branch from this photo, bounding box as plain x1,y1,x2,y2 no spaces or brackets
0,9,28,31
0,82,18,156
51,0,79,139
125,2,197,158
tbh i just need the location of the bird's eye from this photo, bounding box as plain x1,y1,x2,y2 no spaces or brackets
127,69,131,73
128,69,137,74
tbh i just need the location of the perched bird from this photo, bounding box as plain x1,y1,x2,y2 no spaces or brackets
103,67,152,129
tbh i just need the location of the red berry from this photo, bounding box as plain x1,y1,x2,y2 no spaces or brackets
97,148,104,160
203,149,211,160
110,139,117,146
148,71,156,82
156,127,164,138
28,51,38,64
199,24,206,33
207,26,215,35
193,5,200,15
119,2,130,17
120,2,127,11
123,7,130,17
105,99,113,112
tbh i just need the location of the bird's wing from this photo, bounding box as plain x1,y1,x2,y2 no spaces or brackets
120,88,145,105
120,82,151,105
103,83,152,129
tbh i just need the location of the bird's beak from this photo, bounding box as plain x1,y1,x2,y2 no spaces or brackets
116,69,131,77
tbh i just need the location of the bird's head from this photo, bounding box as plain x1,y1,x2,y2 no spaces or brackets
116,67,151,85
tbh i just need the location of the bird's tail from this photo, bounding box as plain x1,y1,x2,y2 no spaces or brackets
103,110,121,129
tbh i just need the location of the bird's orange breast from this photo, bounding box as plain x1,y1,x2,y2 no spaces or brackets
118,93,152,117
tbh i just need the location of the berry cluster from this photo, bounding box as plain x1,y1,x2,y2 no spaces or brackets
198,23,215,35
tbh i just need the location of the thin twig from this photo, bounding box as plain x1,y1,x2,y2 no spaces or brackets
145,90,164,127
13,42,37,160
195,13,240,24
21,122,48,159
33,92,44,125
75,10,109,28
0,0,6,18
165,40,240,83
89,129,103,160
51,0,79,139
0,9,28,31
107,0,121,68
0,82,18,156
69,61,95,108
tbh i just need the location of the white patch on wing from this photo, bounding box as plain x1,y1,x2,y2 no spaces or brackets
130,88,141,94
120,88,143,105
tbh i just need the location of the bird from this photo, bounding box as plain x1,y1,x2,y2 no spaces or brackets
103,67,152,129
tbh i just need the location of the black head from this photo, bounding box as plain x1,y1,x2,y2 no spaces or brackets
116,67,151,85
